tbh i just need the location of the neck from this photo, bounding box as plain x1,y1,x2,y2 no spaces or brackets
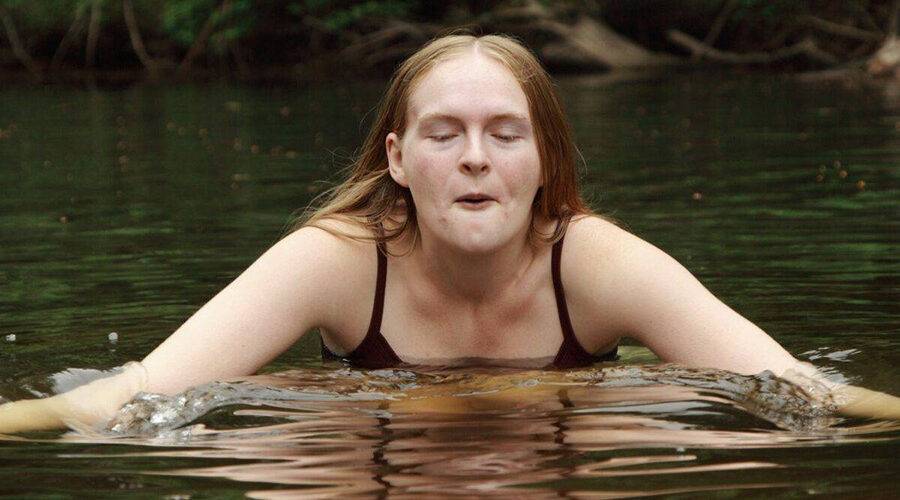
412,227,535,304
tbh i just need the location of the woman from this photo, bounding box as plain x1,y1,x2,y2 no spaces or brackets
1,34,897,432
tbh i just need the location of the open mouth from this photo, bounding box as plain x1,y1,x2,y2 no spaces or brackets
455,194,495,207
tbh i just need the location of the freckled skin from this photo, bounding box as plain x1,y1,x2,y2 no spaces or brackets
386,53,542,255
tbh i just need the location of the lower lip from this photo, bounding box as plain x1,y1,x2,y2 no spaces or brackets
456,200,493,210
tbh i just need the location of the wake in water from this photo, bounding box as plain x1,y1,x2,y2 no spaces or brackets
95,363,843,438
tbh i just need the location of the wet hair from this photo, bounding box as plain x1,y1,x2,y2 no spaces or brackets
295,32,592,248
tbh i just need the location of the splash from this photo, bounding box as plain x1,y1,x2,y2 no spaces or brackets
102,364,841,438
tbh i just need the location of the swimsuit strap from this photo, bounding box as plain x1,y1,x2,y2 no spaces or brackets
551,235,578,345
366,241,388,337
552,233,616,367
322,233,614,369
320,240,400,368
347,241,400,367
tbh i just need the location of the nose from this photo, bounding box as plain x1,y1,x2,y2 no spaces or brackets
459,135,490,176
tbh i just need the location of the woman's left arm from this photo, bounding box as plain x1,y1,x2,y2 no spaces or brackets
565,217,900,420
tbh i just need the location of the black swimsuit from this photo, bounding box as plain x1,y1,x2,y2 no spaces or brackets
321,234,618,369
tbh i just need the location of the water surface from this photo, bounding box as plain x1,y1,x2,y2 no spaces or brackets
0,72,898,497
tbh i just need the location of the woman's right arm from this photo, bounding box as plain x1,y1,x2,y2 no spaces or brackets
0,226,352,433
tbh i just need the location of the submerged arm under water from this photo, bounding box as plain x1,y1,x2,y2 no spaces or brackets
1,357,900,436
0,361,147,432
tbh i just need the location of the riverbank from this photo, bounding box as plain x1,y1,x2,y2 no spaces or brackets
2,1,898,85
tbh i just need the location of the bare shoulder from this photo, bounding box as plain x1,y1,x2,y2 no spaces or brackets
565,214,695,290
278,218,374,259
275,218,377,285
562,215,685,330
263,218,378,323
563,214,651,266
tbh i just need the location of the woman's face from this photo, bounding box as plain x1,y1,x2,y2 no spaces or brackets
386,51,542,254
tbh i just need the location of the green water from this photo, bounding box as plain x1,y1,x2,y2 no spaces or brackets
0,73,898,497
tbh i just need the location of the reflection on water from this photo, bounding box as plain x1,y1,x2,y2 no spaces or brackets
5,364,894,498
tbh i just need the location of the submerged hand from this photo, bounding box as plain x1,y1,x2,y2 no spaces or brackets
781,362,900,421
0,361,148,434
831,385,900,420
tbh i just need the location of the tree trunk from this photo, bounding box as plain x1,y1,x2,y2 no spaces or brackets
122,0,158,78
0,5,42,79
50,10,86,71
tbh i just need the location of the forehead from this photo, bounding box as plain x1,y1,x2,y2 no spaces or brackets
406,52,530,124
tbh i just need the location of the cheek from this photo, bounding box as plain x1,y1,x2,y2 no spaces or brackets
404,150,452,203
501,155,542,197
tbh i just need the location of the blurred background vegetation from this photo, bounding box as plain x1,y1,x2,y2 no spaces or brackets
0,0,897,81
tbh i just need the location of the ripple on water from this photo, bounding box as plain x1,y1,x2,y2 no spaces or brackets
14,364,887,498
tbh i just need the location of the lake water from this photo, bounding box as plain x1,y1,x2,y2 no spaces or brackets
0,72,898,497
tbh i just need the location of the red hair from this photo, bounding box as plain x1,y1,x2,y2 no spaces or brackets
296,33,592,247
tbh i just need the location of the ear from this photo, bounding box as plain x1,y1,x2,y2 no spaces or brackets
386,132,408,188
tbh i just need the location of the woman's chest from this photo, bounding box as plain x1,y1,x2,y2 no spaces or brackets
377,276,567,362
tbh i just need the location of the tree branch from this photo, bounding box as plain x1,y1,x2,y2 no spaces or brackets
668,29,838,66
177,0,232,75
339,20,438,68
703,0,739,47
799,15,883,42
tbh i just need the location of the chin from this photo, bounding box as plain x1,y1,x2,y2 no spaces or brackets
425,206,529,254
448,225,513,254
455,238,502,255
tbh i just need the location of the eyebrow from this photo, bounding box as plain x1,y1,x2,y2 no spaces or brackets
417,112,530,126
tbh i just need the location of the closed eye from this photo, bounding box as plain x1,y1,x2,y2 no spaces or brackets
429,134,457,142
494,134,520,143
